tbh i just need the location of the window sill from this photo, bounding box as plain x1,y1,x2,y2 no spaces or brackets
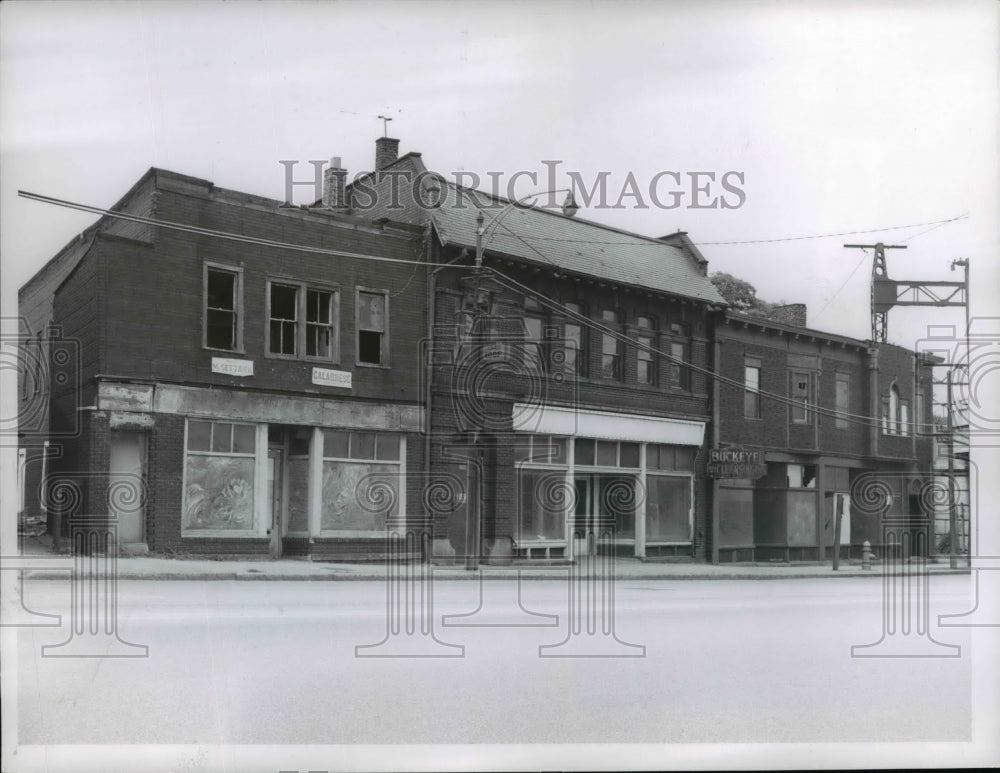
355,362,391,370
203,347,246,356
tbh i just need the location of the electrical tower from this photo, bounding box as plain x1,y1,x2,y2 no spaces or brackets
844,242,967,343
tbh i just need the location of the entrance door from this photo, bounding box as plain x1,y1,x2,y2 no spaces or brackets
572,474,637,557
109,432,146,544
268,448,285,558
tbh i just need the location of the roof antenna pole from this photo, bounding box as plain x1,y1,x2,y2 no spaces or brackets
377,114,393,137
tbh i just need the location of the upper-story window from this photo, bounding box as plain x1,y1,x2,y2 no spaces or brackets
835,372,850,430
790,370,812,424
204,263,244,352
744,357,761,418
636,315,657,386
883,383,910,436
600,309,622,381
269,283,299,356
562,301,585,377
357,289,389,366
523,295,545,372
668,321,691,391
267,281,339,361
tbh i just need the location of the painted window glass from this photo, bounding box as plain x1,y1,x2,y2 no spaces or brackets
321,430,401,532
183,420,257,533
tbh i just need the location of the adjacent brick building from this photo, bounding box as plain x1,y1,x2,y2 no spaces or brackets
344,141,727,563
713,310,937,562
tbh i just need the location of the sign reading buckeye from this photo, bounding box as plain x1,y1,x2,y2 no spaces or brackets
707,446,766,479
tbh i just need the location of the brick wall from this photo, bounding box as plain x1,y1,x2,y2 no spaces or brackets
56,173,429,406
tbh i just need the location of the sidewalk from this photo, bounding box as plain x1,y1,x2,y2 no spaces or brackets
12,535,972,582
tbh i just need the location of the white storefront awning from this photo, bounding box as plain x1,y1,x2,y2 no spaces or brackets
512,403,705,446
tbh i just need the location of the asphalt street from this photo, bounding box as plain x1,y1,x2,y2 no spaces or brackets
12,575,973,746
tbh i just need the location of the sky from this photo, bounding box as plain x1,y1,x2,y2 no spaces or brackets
2,0,997,353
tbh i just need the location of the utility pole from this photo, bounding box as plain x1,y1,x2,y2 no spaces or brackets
843,242,907,342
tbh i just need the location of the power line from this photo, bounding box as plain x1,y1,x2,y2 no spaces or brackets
811,250,868,324
17,190,460,269
21,188,923,429
483,266,894,429
475,213,967,247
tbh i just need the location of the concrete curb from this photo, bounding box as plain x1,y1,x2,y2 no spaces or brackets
22,568,973,582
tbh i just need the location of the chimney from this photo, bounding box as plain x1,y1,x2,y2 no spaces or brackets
768,303,807,327
375,136,400,170
323,156,348,209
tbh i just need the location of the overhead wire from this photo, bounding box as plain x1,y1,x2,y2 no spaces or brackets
21,187,929,430
482,265,899,429
17,190,459,269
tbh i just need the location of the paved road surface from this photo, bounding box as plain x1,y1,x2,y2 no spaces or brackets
12,575,973,745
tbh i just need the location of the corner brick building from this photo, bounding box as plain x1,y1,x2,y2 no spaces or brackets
18,167,428,559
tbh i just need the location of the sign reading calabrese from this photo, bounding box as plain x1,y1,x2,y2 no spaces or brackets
707,446,766,479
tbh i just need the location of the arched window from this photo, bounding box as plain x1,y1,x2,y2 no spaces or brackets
888,384,900,435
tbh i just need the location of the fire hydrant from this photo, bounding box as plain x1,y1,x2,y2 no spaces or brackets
862,540,874,571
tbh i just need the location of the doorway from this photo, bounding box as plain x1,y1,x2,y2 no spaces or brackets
109,432,147,544
572,473,637,557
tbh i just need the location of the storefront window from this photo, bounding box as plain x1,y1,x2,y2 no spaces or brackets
321,430,402,532
517,469,568,540
183,420,257,533
515,435,570,543
646,475,692,542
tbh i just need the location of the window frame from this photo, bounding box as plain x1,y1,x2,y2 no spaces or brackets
886,383,900,435
744,357,762,419
203,262,245,353
599,308,623,382
667,321,692,391
182,418,260,538
834,371,850,430
790,369,813,425
265,277,341,363
320,429,405,536
636,333,657,386
356,286,390,368
561,301,587,378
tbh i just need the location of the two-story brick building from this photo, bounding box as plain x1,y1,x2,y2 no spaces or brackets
18,167,428,560
713,311,937,562
343,139,728,563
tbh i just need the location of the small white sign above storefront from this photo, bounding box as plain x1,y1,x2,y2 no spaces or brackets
211,358,254,377
312,367,352,389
